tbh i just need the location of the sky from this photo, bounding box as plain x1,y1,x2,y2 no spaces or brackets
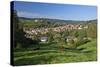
13,1,97,21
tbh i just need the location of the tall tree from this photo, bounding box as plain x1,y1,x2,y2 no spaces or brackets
13,10,26,48
86,22,97,38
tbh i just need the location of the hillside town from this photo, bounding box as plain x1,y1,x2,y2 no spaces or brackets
23,23,88,35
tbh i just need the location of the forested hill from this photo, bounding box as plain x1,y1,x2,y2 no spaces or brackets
18,17,97,24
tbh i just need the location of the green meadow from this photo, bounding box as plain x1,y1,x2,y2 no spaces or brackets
13,39,97,66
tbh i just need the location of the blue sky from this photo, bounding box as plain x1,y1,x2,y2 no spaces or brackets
13,1,97,21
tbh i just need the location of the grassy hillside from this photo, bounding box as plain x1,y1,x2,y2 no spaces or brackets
13,39,97,66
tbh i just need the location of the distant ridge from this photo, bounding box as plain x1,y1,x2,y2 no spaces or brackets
18,17,97,24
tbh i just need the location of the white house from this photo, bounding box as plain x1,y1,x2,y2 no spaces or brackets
40,36,48,42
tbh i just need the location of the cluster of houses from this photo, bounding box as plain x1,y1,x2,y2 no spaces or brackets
23,23,89,42
23,24,88,35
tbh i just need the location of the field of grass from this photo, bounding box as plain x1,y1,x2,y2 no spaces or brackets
13,39,97,66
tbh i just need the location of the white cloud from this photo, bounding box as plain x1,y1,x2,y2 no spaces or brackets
17,11,47,18
17,11,64,19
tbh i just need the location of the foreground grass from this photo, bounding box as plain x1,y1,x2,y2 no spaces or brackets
13,39,97,66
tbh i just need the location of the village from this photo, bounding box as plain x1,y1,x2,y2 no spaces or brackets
23,22,90,43
23,23,88,35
